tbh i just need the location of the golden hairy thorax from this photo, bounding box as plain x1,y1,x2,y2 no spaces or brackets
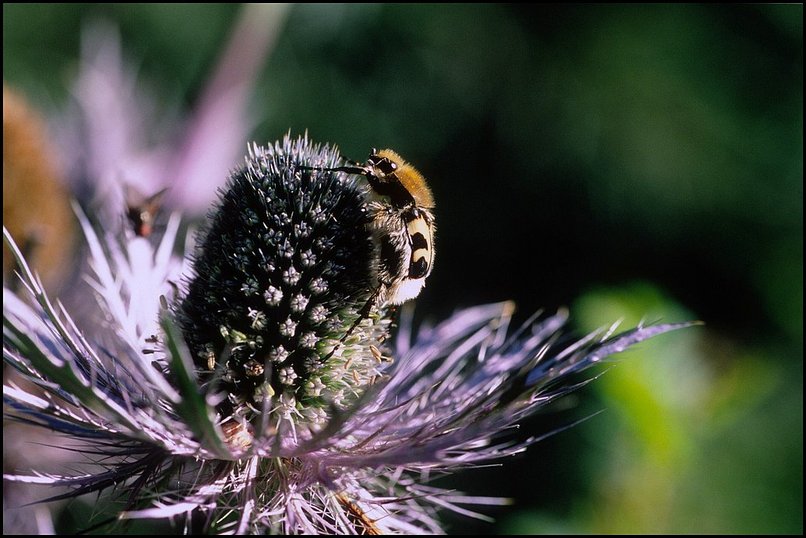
373,149,435,209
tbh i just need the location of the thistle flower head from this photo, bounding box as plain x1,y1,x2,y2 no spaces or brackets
179,137,389,446
3,134,694,534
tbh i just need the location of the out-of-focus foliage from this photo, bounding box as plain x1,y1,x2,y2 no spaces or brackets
3,3,802,534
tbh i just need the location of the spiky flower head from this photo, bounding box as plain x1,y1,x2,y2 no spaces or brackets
3,134,694,534
179,138,389,445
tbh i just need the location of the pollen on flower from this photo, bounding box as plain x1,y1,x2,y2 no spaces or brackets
243,359,265,377
299,331,317,349
268,345,288,363
264,285,283,305
299,249,316,267
283,266,301,286
310,277,328,294
309,304,328,323
290,293,309,312
279,318,297,337
279,239,294,259
278,366,298,385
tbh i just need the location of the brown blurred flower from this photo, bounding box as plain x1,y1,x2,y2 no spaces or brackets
3,84,76,293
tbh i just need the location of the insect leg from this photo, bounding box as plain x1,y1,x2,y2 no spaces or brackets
321,287,381,362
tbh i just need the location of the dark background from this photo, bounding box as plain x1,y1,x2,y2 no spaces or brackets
4,4,802,534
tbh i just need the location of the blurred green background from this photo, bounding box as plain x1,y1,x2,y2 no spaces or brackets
4,3,802,534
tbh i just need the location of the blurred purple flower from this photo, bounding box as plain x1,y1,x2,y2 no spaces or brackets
3,134,693,534
55,5,287,226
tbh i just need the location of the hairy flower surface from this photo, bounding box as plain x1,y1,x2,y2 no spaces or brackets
3,135,692,534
